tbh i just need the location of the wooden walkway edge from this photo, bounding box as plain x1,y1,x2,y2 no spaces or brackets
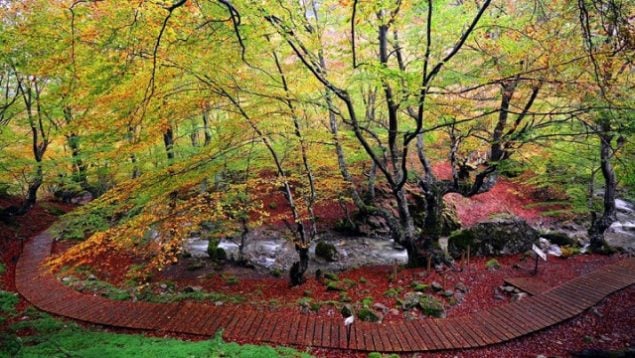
16,230,635,353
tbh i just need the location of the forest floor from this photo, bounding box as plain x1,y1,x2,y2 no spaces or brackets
1,174,634,357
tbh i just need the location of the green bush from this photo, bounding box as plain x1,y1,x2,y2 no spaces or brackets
0,262,5,275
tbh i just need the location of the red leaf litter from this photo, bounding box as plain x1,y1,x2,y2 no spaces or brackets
432,162,558,227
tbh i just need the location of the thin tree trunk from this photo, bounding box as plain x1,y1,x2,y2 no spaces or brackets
163,126,175,162
590,124,617,250
202,106,212,146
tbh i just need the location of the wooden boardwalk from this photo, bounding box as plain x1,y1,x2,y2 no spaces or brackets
16,230,635,353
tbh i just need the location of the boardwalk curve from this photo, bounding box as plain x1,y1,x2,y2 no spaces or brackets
16,230,635,353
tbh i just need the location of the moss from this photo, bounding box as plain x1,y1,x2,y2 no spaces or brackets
315,240,338,261
0,262,5,275
485,259,501,270
342,278,357,288
0,290,19,325
357,307,380,322
5,313,309,358
383,288,401,298
418,295,444,318
207,238,227,262
447,229,475,253
323,272,339,281
326,281,345,291
411,282,429,292
560,245,581,258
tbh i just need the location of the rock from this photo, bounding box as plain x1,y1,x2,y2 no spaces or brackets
493,287,505,301
447,217,540,258
326,281,345,291
401,292,423,310
159,283,168,290
315,240,339,262
340,304,353,318
389,309,400,316
358,307,381,322
184,286,203,293
372,303,389,313
62,276,73,283
87,274,97,281
455,282,468,293
591,307,603,318
324,272,339,281
540,232,576,246
453,291,465,303
443,289,454,298
503,285,516,293
404,311,418,321
214,301,224,306
431,281,443,292
512,292,528,302
418,294,445,318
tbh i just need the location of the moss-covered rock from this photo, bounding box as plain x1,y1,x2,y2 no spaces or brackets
447,217,539,258
315,241,338,262
418,295,444,318
357,307,380,322
207,239,227,262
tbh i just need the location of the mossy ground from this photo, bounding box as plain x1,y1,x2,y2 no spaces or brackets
0,292,310,358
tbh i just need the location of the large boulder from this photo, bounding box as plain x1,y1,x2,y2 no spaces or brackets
447,217,539,258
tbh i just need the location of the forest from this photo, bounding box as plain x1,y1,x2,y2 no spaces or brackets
1,0,634,357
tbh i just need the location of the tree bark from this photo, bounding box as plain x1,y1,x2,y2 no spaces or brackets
202,106,212,146
590,123,617,250
163,126,175,162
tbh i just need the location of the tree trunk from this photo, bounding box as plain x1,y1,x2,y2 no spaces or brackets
590,125,617,250
67,133,88,189
163,126,175,162
202,107,212,146
189,117,199,147
290,246,309,286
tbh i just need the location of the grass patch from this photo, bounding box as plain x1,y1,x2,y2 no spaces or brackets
3,310,310,357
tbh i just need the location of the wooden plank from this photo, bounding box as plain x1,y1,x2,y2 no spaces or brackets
425,319,450,350
446,317,473,348
406,321,432,351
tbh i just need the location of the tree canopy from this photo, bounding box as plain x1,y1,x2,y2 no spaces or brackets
1,0,634,282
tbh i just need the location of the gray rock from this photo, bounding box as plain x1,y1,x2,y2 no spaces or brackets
503,285,516,293
455,282,468,293
431,281,443,292
184,286,203,293
443,289,454,298
493,287,505,301
389,308,400,316
512,292,528,302
401,292,422,310
453,291,465,303
372,302,389,313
